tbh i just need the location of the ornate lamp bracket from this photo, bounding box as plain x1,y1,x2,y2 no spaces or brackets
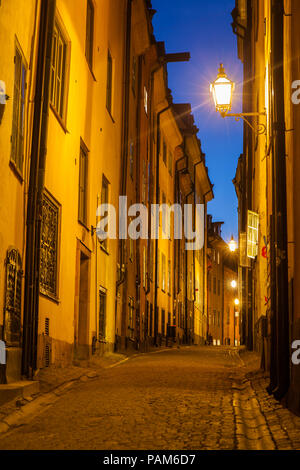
221,111,267,135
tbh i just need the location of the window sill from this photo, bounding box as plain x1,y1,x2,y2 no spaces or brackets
106,108,115,124
9,160,24,184
50,104,68,134
100,244,110,256
86,59,97,82
78,219,90,232
40,290,60,305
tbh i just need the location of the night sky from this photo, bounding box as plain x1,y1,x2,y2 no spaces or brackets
151,0,243,243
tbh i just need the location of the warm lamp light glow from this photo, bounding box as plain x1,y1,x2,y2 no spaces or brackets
231,280,237,289
234,298,240,306
229,235,237,252
210,64,235,116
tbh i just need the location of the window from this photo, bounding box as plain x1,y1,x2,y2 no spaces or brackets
161,309,165,336
78,141,88,225
132,56,137,96
99,288,107,339
40,192,60,299
129,140,134,180
101,175,109,250
85,0,94,69
157,249,160,287
162,192,167,233
168,260,171,294
168,151,173,176
145,301,149,337
128,297,135,339
11,46,26,174
144,86,148,114
106,50,113,114
143,246,147,289
149,304,153,337
4,249,22,344
247,210,259,259
162,253,166,291
162,140,167,165
50,21,67,119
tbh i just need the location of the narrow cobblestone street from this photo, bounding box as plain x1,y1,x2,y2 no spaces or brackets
0,347,299,450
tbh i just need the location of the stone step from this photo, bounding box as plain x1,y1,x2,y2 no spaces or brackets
0,381,39,406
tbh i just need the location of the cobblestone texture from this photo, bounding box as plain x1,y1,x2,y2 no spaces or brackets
0,346,299,450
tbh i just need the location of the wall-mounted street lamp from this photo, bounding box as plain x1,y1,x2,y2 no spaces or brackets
231,280,237,289
228,235,237,252
210,64,266,135
234,298,240,306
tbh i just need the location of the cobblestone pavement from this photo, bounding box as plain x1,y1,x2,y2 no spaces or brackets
0,346,299,450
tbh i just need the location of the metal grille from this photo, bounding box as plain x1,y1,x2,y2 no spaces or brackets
45,344,50,367
4,249,22,345
45,318,50,336
40,193,59,298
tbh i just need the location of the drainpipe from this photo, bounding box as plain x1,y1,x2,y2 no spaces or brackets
22,0,56,378
154,104,171,346
173,154,186,339
270,0,290,400
115,0,132,348
184,187,195,344
193,157,203,344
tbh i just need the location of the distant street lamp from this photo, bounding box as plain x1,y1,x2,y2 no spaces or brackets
229,235,237,252
210,64,266,135
234,298,240,306
231,280,237,289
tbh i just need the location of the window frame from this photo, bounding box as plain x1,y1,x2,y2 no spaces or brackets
39,189,61,302
50,14,70,126
101,174,110,251
99,287,107,340
78,139,89,227
11,40,27,177
85,0,94,71
106,49,113,116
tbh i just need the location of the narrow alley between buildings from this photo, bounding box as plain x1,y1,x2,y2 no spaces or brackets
0,347,299,451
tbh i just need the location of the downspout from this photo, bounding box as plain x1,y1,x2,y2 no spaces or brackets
173,154,186,338
270,0,290,400
117,0,132,287
184,187,194,344
154,104,171,346
202,187,213,342
193,157,203,344
135,54,143,348
115,0,132,347
22,0,56,378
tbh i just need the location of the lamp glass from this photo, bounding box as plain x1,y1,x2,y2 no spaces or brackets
229,238,237,252
210,64,235,115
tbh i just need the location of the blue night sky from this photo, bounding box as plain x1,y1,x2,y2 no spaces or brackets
151,0,243,243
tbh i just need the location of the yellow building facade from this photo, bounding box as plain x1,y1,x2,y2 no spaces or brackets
0,0,213,384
